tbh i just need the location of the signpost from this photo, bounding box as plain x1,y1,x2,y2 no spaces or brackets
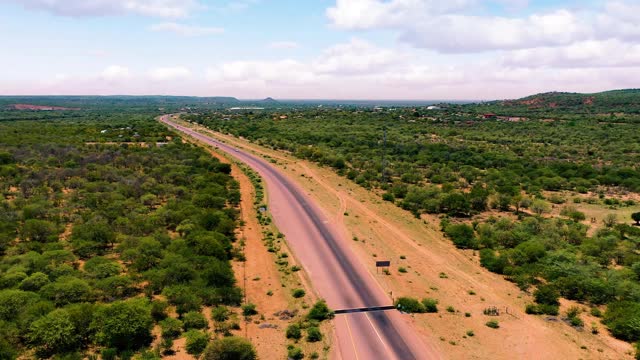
376,260,391,274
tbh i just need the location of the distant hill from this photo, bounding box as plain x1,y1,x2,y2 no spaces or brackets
260,97,279,104
497,89,640,112
472,89,640,118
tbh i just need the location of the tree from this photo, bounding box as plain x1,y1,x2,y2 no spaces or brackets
604,301,640,341
28,309,78,356
286,324,301,340
202,337,256,360
91,299,153,350
162,286,202,316
39,277,91,306
21,219,57,242
0,290,41,321
394,297,425,313
307,300,333,321
185,330,209,356
534,284,560,306
603,214,618,228
632,212,640,226
159,317,183,339
306,327,322,342
72,217,116,249
444,223,476,249
531,199,550,216
421,298,438,313
64,302,98,344
83,257,122,279
182,311,208,330
439,192,470,216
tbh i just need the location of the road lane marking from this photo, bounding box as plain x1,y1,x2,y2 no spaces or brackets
365,313,394,360
343,315,360,360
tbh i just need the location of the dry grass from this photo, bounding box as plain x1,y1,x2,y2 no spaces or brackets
175,119,635,360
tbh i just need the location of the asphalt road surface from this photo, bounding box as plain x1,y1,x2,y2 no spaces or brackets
160,115,441,360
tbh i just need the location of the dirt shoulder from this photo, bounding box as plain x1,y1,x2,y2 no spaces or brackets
178,126,332,360
178,120,633,360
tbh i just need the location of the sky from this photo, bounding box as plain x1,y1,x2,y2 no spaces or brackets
0,0,639,100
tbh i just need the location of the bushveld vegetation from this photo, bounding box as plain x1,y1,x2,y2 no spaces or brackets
0,114,254,358
186,91,640,350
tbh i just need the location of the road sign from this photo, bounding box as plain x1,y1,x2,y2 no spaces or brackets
376,260,391,274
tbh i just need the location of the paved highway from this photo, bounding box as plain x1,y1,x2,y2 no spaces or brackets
160,115,440,360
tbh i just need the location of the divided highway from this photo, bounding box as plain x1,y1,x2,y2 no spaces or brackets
160,115,440,360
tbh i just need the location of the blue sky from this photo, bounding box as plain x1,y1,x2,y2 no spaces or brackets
1,0,639,99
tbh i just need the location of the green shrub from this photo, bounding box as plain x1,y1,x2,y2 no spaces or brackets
534,285,560,306
18,272,50,292
83,257,121,279
101,348,117,360
291,289,306,298
39,277,91,306
28,309,78,356
526,303,559,315
0,339,17,360
185,330,209,356
287,346,304,360
306,327,322,342
421,298,438,313
91,299,153,350
566,306,583,327
444,223,476,249
150,300,168,321
211,306,229,323
0,272,27,289
182,311,208,330
242,303,257,316
395,297,425,313
159,317,183,339
307,300,333,321
485,320,499,329
203,337,256,360
286,324,302,340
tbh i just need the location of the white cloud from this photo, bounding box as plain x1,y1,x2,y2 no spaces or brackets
207,59,318,86
326,0,640,53
503,39,640,69
101,65,130,81
313,38,405,75
268,41,299,49
150,22,224,36
4,0,199,18
207,39,404,84
148,66,192,81
401,10,587,53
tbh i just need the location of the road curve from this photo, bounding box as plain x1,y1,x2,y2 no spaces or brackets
160,115,441,360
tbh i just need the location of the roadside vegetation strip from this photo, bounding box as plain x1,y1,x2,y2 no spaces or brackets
0,115,258,359
163,116,334,359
